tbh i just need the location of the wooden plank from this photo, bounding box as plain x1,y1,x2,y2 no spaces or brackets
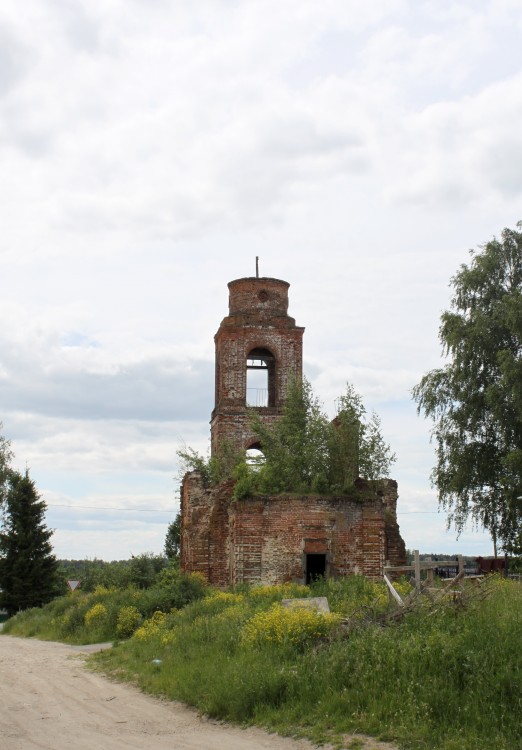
414,549,421,592
383,574,404,607
384,560,461,572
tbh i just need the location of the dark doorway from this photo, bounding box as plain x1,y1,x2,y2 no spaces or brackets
306,554,326,584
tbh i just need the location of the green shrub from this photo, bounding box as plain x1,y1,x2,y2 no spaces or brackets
116,606,142,639
133,611,167,641
92,577,522,750
240,603,341,650
2,570,209,644
5,573,521,750
84,603,108,629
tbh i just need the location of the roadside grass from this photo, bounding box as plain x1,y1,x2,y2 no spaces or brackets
1,569,208,644
94,576,521,750
3,575,521,750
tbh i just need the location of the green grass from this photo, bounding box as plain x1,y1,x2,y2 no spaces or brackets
1,569,208,644
3,575,521,750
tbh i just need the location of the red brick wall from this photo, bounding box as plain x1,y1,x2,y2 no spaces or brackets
180,473,233,587
211,277,304,455
181,473,406,585
381,479,407,566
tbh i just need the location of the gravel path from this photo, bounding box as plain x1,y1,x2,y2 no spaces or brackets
0,634,399,750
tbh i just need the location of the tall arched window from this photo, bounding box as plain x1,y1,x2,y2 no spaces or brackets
246,348,276,407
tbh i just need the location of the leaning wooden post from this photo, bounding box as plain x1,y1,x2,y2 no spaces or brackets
414,549,421,592
384,574,404,607
458,555,464,576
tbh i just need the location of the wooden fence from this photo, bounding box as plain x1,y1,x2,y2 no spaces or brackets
384,549,465,593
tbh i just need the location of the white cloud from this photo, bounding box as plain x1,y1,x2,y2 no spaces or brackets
1,0,520,558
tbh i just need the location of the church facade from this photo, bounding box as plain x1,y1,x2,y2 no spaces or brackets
180,274,406,585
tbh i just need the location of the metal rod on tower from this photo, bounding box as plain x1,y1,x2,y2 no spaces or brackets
256,256,259,278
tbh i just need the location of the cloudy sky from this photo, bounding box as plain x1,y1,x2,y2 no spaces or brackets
1,0,521,561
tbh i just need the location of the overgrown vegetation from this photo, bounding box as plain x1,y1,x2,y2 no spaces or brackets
0,427,62,615
413,221,522,555
164,512,181,560
58,553,172,593
3,573,520,750
2,567,207,643
178,379,396,498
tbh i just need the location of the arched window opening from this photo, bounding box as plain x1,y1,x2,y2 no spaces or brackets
246,446,265,470
246,348,275,407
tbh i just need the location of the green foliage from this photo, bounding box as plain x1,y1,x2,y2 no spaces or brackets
240,603,341,651
231,460,260,499
0,423,14,508
59,558,133,591
359,411,397,483
327,385,361,493
138,568,208,612
237,378,395,497
2,568,208,644
133,609,167,641
177,380,395,500
88,576,521,750
413,222,522,554
331,383,396,491
84,602,108,629
249,377,331,494
177,445,213,484
0,469,61,616
116,605,142,639
177,439,244,487
58,554,169,592
129,553,167,589
164,512,181,560
4,573,521,748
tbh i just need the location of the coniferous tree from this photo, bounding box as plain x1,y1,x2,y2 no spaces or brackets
0,469,61,616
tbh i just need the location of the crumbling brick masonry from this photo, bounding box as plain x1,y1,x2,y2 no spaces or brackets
181,474,405,584
181,273,406,585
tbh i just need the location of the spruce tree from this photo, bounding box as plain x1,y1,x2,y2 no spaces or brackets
0,469,60,616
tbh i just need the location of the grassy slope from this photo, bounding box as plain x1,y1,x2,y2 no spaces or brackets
3,576,521,750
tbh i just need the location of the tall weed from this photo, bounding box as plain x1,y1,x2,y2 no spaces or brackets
3,574,521,749
92,576,521,750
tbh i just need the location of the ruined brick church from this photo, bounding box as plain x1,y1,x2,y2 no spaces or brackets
180,274,406,585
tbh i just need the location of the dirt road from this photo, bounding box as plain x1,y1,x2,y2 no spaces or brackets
0,635,399,750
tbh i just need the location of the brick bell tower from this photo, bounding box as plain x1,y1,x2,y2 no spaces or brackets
211,274,305,455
